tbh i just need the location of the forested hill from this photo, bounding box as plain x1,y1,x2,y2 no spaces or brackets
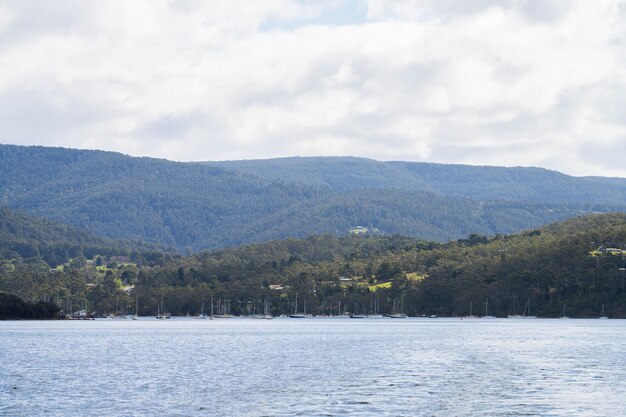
1,144,625,251
0,144,323,250
0,206,160,266
2,213,624,318
206,157,626,205
133,212,626,318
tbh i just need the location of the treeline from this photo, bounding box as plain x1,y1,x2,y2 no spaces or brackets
0,206,165,267
1,212,624,318
0,292,60,319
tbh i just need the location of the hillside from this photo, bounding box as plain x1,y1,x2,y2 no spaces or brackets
0,206,160,266
1,144,625,251
0,145,322,250
2,213,624,317
207,157,626,205
130,212,626,318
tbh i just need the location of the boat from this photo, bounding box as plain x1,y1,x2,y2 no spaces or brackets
70,304,95,320
132,293,139,320
369,298,384,318
465,301,478,319
507,296,523,318
289,293,306,318
156,295,166,319
214,298,233,318
388,298,408,318
599,304,609,319
109,294,127,319
254,300,273,319
559,304,569,319
522,297,537,319
196,301,208,319
482,298,496,319
350,301,365,318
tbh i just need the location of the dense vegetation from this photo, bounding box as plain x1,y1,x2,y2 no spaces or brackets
207,156,626,204
1,209,624,318
1,145,625,251
0,206,163,267
0,292,59,319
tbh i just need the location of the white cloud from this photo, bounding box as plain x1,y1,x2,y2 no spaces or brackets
0,0,625,177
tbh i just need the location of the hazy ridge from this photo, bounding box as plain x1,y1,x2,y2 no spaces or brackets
1,144,625,251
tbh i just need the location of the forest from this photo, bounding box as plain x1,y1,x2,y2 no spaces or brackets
1,207,624,318
2,144,625,251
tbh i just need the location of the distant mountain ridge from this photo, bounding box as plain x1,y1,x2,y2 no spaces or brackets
205,157,626,205
1,144,625,251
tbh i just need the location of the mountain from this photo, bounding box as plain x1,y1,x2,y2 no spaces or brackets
1,144,625,251
0,144,322,250
206,156,626,205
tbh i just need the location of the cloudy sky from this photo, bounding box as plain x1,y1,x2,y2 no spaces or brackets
0,0,625,177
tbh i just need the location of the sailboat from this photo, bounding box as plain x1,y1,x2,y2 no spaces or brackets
465,301,477,319
254,299,273,319
507,295,523,318
132,293,139,320
350,301,365,318
214,298,233,318
196,300,208,319
156,303,165,319
156,295,166,319
369,298,383,318
109,293,127,319
482,298,496,319
559,304,569,319
522,297,537,319
290,293,306,318
599,304,609,319
389,297,408,318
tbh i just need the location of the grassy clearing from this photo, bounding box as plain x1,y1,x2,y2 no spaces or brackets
369,281,392,291
406,272,427,282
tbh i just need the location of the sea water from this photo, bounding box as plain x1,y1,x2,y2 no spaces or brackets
1,318,625,416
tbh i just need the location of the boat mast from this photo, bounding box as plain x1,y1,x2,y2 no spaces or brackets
294,292,298,315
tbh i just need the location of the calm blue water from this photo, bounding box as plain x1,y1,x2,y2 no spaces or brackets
1,318,625,416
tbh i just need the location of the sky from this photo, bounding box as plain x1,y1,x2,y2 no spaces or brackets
0,0,625,177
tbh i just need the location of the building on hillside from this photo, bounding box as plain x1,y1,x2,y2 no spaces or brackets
597,246,625,255
349,226,368,234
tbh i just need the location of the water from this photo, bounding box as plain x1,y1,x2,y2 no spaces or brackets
1,318,625,417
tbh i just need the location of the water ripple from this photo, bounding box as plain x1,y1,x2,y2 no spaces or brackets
1,318,625,416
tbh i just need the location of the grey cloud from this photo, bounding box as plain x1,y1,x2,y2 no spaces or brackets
0,0,625,177
0,1,89,42
578,140,626,175
368,0,571,22
0,86,113,145
136,113,214,141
